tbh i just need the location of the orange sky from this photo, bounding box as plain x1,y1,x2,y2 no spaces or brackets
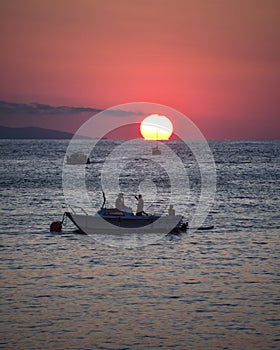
0,0,279,139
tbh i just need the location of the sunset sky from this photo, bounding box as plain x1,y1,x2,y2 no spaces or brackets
0,0,279,139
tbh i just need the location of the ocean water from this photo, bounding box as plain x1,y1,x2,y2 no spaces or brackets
0,139,279,349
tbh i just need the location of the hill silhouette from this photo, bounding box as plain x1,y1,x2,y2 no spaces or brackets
0,126,73,139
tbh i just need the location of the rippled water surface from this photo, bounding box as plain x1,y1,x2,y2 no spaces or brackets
0,140,279,349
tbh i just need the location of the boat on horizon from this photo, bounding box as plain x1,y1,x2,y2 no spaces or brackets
152,144,161,155
66,152,88,165
151,128,161,155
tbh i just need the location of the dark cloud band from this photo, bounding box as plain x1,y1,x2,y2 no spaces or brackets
0,101,103,116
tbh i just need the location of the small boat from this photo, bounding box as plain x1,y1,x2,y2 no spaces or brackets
152,145,161,155
53,193,188,235
64,208,186,234
66,152,88,165
152,129,161,155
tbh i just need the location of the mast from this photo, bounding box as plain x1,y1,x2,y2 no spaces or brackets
156,127,158,150
152,126,161,154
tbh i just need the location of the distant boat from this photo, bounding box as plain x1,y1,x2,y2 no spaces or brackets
152,128,161,155
66,152,88,165
152,145,161,155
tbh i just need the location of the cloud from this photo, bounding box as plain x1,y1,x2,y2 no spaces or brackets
0,100,103,115
0,101,143,118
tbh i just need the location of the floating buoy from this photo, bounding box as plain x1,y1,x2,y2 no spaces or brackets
50,221,62,233
197,225,214,231
179,222,188,232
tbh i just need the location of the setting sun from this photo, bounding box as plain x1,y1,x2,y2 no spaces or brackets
140,114,173,140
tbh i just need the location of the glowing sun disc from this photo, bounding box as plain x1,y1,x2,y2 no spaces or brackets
140,114,173,140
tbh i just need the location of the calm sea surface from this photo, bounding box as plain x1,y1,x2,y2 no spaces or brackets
0,140,279,349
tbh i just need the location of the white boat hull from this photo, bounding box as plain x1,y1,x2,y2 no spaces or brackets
65,212,183,234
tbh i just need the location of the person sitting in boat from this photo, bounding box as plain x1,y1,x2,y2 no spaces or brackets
135,194,148,216
115,193,129,211
168,204,175,216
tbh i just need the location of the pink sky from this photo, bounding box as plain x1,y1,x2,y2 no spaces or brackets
0,0,279,139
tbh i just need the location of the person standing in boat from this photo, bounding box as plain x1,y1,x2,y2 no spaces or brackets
135,194,147,216
168,204,175,216
115,193,127,210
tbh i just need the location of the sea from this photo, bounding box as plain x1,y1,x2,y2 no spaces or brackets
0,139,279,350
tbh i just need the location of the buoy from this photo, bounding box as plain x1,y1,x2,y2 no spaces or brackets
50,221,62,233
197,225,214,231
179,222,188,232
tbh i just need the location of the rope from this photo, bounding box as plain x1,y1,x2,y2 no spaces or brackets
61,212,67,226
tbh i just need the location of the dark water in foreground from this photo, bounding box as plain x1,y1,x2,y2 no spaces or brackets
0,140,279,349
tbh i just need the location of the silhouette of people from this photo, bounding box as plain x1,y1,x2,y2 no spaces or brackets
135,194,147,216
168,204,175,216
115,193,126,210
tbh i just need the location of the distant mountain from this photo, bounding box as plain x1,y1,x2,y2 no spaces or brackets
0,124,181,140
0,126,73,139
